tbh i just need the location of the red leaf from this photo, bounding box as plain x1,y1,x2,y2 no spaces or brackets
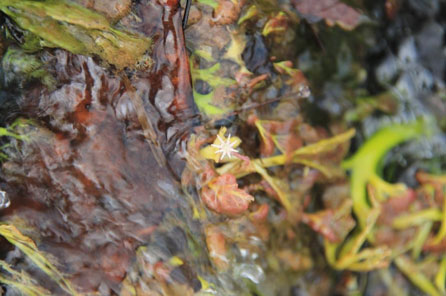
249,204,269,222
201,174,255,216
293,0,362,30
302,200,355,243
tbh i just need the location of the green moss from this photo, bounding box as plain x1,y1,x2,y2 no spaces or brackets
0,0,151,69
2,47,56,89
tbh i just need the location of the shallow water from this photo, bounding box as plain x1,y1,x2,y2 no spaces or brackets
1,0,446,295
0,0,197,293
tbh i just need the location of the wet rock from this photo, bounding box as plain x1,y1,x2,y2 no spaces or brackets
233,263,265,284
415,21,445,83
407,0,439,18
2,53,173,291
0,190,10,209
187,6,203,26
397,37,418,65
242,33,275,76
375,54,398,86
75,0,132,21
0,0,197,293
185,13,232,51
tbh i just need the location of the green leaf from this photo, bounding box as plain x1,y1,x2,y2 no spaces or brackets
343,119,430,229
395,255,442,296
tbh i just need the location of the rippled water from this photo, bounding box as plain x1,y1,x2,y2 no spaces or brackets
0,0,198,293
1,0,446,295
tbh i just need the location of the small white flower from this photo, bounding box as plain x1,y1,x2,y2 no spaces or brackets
211,134,238,160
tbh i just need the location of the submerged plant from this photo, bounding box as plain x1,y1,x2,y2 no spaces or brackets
0,118,31,160
189,53,237,116
305,118,446,294
0,260,51,296
0,224,79,295
343,118,429,229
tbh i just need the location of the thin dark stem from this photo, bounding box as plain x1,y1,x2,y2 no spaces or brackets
182,0,192,29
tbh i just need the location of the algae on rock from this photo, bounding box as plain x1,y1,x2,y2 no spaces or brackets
0,0,151,69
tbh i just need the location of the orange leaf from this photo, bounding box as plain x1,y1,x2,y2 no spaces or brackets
201,174,255,216
205,226,229,270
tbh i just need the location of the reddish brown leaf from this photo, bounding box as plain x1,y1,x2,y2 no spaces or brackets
205,226,229,270
293,0,362,30
377,189,416,225
276,249,313,271
212,0,242,25
423,236,446,253
154,262,172,283
252,117,303,157
249,204,269,222
416,171,446,206
262,12,289,36
201,174,255,216
302,200,355,243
